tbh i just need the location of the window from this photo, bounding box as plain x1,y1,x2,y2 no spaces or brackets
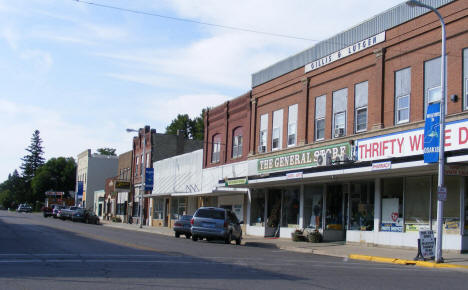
424,57,442,114
464,48,468,110
354,81,368,133
259,114,268,153
272,109,283,150
281,187,300,227
232,127,243,159
135,157,139,176
315,95,326,141
153,198,164,220
211,134,221,163
146,153,150,168
303,185,323,229
350,182,374,231
395,67,411,124
140,155,143,175
381,178,404,232
333,88,347,138
250,190,265,226
405,176,430,232
287,104,298,146
171,197,187,220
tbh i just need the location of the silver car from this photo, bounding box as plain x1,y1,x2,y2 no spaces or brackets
190,207,243,245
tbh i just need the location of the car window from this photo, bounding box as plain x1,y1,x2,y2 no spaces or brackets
181,215,192,221
195,209,225,220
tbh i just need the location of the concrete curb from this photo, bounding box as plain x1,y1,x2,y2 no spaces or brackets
349,254,468,270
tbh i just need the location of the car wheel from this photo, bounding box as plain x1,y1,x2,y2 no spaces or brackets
185,234,191,239
236,235,241,245
175,232,180,238
192,235,198,241
224,232,232,244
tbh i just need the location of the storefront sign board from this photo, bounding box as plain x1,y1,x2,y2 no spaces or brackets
445,165,468,176
419,230,435,259
257,143,351,173
423,103,440,163
225,178,248,186
356,118,468,162
305,32,385,73
286,172,303,179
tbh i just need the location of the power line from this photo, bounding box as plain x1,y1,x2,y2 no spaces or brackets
72,0,318,42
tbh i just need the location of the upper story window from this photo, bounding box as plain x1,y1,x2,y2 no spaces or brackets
211,134,221,163
140,154,143,175
395,67,411,124
464,48,468,111
287,104,298,147
424,57,442,115
135,156,139,176
332,88,347,138
315,95,326,141
146,153,150,168
354,81,368,133
232,127,243,159
259,114,268,153
272,109,283,150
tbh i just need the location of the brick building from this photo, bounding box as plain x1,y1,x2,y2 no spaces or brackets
207,0,468,251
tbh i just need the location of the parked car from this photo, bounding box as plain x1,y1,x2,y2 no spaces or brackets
191,207,243,245
52,205,65,218
71,208,100,224
59,206,80,220
173,215,193,239
42,206,53,217
16,204,32,213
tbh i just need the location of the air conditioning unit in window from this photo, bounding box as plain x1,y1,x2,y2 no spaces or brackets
334,128,345,138
258,145,266,153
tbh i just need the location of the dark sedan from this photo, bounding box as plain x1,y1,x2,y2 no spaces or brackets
173,215,193,239
71,208,100,224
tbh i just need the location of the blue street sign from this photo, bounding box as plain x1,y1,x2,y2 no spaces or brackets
424,103,440,163
145,168,154,191
77,181,83,198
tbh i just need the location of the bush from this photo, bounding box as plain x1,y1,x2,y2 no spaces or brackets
307,230,323,243
112,216,122,223
291,229,306,242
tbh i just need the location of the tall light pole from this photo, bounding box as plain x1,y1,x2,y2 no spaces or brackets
127,128,146,229
406,0,446,263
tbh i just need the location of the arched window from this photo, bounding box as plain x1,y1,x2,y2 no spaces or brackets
211,134,221,163
232,127,243,159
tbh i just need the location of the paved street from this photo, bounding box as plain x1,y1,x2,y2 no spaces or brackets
1,211,467,290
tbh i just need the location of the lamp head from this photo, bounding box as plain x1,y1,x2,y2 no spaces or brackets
406,0,422,7
126,128,138,133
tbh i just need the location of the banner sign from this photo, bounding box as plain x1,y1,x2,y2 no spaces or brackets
372,161,391,171
76,181,83,198
115,181,131,190
145,168,154,191
445,165,468,176
257,142,351,174
424,103,440,163
356,118,468,162
305,32,385,73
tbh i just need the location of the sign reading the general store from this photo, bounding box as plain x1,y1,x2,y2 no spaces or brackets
257,143,351,173
356,118,468,162
304,32,385,73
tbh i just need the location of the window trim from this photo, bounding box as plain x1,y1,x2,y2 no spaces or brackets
232,128,243,159
355,107,368,133
333,111,346,138
332,88,347,139
259,114,268,153
271,109,283,151
315,95,326,141
394,67,411,125
211,134,221,164
354,81,368,133
287,104,298,147
315,118,325,141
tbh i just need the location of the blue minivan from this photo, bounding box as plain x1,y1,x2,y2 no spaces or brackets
190,207,243,245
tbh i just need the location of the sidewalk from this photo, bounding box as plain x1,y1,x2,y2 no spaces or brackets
101,221,468,270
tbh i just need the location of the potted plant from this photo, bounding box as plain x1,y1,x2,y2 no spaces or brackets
307,230,323,243
291,229,305,242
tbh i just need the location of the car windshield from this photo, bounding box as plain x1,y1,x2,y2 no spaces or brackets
180,215,192,221
196,209,225,220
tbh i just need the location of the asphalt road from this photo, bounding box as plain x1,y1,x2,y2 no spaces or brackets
1,211,467,290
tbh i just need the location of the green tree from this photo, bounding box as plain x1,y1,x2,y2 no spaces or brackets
31,157,77,202
20,130,45,181
165,109,207,140
0,170,28,208
97,148,117,156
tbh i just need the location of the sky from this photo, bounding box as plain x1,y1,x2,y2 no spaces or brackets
0,0,405,182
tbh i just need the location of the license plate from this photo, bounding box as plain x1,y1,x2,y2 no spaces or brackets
184,224,190,228
203,223,215,228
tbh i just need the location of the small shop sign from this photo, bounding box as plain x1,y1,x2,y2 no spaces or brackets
257,142,351,174
437,186,447,202
286,172,303,179
371,161,391,170
445,165,468,176
416,230,435,260
115,181,131,190
356,118,468,162
225,178,248,186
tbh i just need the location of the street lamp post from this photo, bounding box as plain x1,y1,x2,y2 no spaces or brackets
406,0,446,263
127,128,146,229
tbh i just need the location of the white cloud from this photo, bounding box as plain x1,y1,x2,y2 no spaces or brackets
20,49,53,72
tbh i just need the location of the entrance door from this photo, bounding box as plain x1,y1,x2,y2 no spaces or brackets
265,189,282,237
324,184,346,241
164,198,169,227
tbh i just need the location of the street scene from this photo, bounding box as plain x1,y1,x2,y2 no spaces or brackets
1,0,468,289
2,211,468,290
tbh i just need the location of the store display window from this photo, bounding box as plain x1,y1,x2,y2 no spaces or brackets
171,197,187,220
325,185,345,230
281,187,300,228
350,182,374,231
381,178,404,232
153,198,164,220
304,185,323,229
405,176,431,232
249,190,265,226
431,175,461,234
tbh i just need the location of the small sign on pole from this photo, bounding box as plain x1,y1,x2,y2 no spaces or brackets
437,186,447,201
145,168,154,191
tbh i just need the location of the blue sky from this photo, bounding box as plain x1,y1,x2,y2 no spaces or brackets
0,0,405,181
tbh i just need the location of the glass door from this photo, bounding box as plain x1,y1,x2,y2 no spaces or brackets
265,189,282,237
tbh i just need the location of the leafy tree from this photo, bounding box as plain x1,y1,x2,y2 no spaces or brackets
97,148,117,156
0,170,28,208
31,157,77,202
20,130,45,181
165,109,206,140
